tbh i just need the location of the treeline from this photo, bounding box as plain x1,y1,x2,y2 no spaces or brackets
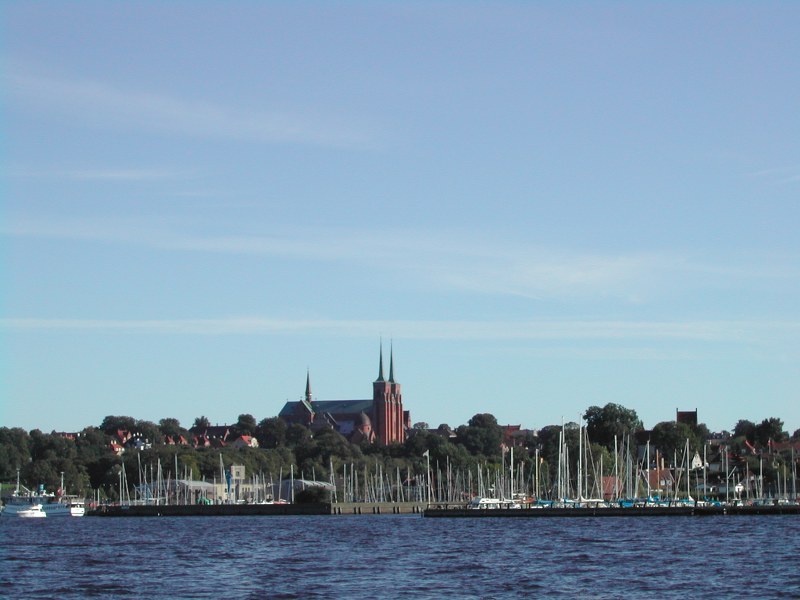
1,406,798,500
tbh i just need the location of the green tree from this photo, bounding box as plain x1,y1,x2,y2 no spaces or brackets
455,413,502,458
158,418,186,439
135,420,164,445
256,417,287,449
100,415,137,435
733,419,756,442
536,423,579,484
754,417,786,446
192,416,211,431
234,414,257,437
75,427,111,466
311,428,359,464
583,403,643,449
286,423,313,449
0,427,31,481
649,421,697,464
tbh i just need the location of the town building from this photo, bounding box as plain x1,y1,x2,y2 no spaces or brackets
278,345,409,445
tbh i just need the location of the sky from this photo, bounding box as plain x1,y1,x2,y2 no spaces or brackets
2,2,799,436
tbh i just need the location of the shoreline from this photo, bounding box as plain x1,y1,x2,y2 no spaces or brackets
82,501,800,517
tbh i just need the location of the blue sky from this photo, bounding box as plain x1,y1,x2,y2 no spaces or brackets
2,2,799,435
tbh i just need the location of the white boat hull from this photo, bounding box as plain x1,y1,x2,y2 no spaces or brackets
12,504,47,518
2,495,86,517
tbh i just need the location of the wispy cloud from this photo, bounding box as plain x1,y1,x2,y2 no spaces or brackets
2,316,797,351
7,69,374,149
5,166,190,182
63,168,187,181
745,165,800,186
4,215,797,302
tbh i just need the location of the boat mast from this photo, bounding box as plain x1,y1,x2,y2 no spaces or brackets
686,438,691,501
646,440,651,500
579,420,583,501
614,435,619,501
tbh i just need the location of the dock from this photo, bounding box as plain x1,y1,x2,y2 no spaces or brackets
86,501,800,517
88,501,427,517
422,503,800,518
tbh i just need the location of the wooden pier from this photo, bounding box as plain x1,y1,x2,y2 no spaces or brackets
87,501,800,517
422,503,800,518
88,501,427,517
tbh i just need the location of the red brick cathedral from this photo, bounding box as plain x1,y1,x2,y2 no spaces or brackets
278,345,409,445
372,345,405,444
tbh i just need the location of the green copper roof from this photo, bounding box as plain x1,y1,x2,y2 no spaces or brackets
375,343,385,382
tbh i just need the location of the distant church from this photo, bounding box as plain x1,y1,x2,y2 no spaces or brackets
278,345,409,445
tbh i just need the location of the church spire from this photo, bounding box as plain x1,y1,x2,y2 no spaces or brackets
388,342,395,383
305,369,312,403
375,342,385,382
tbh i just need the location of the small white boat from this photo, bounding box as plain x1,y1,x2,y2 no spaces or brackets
66,499,86,517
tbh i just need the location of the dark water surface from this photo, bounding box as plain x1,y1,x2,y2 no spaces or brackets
3,514,799,599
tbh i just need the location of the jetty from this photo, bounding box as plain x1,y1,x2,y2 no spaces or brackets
85,500,800,517
87,501,427,517
422,502,800,518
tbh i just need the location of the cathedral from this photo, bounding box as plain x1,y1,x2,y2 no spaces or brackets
278,345,409,445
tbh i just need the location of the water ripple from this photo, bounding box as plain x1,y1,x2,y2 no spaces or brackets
2,514,800,598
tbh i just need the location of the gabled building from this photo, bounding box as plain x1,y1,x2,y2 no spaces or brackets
230,435,259,449
278,345,409,445
190,425,232,448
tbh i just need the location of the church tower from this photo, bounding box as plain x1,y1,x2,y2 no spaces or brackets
373,343,404,444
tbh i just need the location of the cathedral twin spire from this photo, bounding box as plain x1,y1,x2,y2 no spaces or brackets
376,341,395,384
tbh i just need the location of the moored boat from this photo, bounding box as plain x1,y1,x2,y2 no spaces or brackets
1,472,85,517
17,504,47,518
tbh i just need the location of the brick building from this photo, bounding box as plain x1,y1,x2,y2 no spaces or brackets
278,345,409,445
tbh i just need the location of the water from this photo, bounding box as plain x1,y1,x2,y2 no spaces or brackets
3,515,799,599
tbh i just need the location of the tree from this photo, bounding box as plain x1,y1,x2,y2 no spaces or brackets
286,423,313,449
583,403,643,449
192,416,211,431
455,413,502,458
256,417,287,449
754,417,786,447
0,427,31,481
403,428,437,458
301,428,358,466
733,420,756,442
536,423,579,483
100,416,137,435
158,418,185,439
412,422,429,430
294,485,330,504
692,422,710,443
650,421,697,463
75,427,110,463
234,414,257,437
135,420,164,445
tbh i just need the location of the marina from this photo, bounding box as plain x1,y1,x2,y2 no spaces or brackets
78,499,799,518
